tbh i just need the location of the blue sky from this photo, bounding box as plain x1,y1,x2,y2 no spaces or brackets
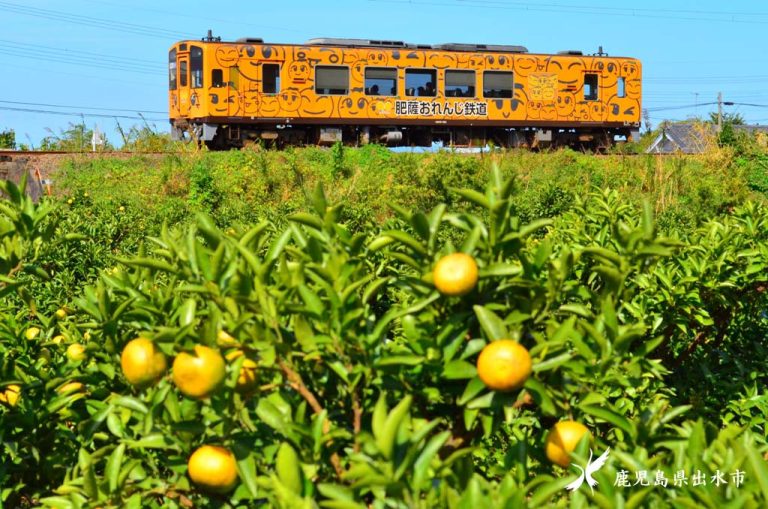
1,0,767,147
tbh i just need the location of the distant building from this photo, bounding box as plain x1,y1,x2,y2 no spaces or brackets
645,122,717,154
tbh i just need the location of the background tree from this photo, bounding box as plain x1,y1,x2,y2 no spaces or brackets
0,128,16,149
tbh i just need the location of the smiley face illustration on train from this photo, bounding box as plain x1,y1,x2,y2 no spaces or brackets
301,88,337,117
215,46,239,67
556,93,575,117
427,52,457,69
289,60,311,84
277,87,303,113
259,94,280,116
366,50,388,66
367,97,393,117
514,55,539,77
339,96,369,117
541,101,557,120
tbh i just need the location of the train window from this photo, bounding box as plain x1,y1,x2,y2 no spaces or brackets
316,66,349,95
263,63,281,94
169,50,177,91
365,67,397,96
584,73,598,100
483,71,513,98
445,70,475,98
180,60,188,87
190,46,203,88
211,69,224,88
405,69,436,97
617,77,626,98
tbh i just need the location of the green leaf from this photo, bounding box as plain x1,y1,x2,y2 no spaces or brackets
453,188,491,209
106,443,126,493
580,404,636,439
474,305,508,340
377,395,412,459
276,442,303,495
442,360,477,380
412,431,451,491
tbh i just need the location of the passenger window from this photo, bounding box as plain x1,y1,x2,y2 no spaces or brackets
445,70,475,97
617,76,626,98
405,69,436,97
168,50,177,91
211,69,224,88
263,63,280,94
365,67,397,96
190,46,203,89
584,73,598,100
180,60,188,87
315,66,349,95
483,71,513,98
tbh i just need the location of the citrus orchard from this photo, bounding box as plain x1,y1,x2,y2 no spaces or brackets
433,253,479,296
477,339,532,391
225,350,258,392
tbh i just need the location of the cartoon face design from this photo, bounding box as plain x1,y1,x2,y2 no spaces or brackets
556,93,575,117
366,51,388,66
260,95,280,116
427,52,457,69
349,57,367,83
289,60,311,84
514,55,538,77
622,61,641,96
239,45,256,59
260,45,285,60
485,54,511,70
339,96,368,117
301,90,336,117
528,100,542,119
215,46,239,67
589,102,605,121
278,88,302,112
367,97,393,117
601,61,620,87
541,101,557,120
242,90,259,115
319,47,343,64
575,102,590,121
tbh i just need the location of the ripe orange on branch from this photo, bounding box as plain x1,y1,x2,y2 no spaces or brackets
172,345,226,398
225,350,258,392
188,445,239,493
433,253,479,296
121,337,167,387
0,384,21,407
545,421,591,467
477,339,532,391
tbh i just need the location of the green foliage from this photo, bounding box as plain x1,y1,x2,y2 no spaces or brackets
2,148,768,507
39,122,114,152
0,128,16,149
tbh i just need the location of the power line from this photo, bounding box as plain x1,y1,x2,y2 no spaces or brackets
0,100,166,115
0,47,162,75
0,105,166,122
0,0,195,40
0,38,159,66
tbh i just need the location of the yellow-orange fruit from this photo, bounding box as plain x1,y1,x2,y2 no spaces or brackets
25,327,41,341
545,421,591,467
477,340,532,391
188,445,238,493
433,253,479,296
66,343,87,361
172,345,226,398
121,337,167,387
225,350,258,392
57,382,85,395
0,384,21,407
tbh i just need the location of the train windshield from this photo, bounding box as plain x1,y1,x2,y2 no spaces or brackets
168,49,177,90
190,46,203,88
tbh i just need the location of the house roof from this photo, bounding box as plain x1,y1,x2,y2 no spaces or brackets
646,122,716,154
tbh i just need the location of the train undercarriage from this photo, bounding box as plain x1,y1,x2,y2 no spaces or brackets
172,121,639,152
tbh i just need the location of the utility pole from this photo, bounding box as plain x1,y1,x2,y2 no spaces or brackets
717,92,723,132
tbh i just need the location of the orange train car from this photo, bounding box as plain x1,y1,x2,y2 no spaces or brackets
168,33,641,149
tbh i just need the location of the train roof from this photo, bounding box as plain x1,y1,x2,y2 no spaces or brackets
188,36,637,59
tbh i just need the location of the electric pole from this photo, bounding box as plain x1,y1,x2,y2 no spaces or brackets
717,92,723,132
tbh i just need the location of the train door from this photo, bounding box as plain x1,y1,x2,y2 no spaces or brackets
228,66,240,116
258,61,282,117
177,53,190,117
168,49,179,118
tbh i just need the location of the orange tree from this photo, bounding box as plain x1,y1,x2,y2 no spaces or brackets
1,166,768,508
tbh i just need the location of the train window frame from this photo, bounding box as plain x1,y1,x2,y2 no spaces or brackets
315,65,349,95
190,46,203,89
180,60,188,88
584,73,599,101
263,63,281,94
365,67,397,96
405,68,437,97
169,49,177,91
617,76,626,98
482,71,514,99
211,69,224,88
445,70,476,98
